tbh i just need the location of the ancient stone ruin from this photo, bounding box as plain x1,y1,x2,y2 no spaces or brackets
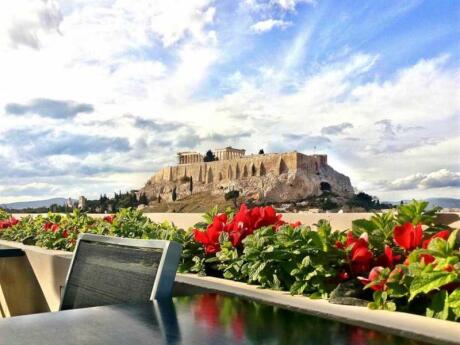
140,147,354,204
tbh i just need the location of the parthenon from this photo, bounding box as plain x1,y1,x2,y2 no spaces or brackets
177,147,246,165
215,147,245,161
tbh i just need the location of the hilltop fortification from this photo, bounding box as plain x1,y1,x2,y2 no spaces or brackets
140,147,354,205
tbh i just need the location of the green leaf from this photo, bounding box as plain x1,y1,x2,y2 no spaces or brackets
428,238,450,257
448,288,460,319
352,219,376,233
384,301,397,311
448,229,458,251
426,290,449,320
409,271,457,301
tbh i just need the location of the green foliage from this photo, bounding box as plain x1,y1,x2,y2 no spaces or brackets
368,291,396,311
2,200,460,322
346,192,383,211
409,271,458,301
0,208,10,220
352,211,396,249
0,208,204,270
224,190,240,201
138,193,148,205
397,200,440,227
210,221,342,297
448,288,460,320
203,150,218,162
1,215,41,243
320,197,338,211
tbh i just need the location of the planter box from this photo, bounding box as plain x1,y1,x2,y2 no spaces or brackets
1,239,460,344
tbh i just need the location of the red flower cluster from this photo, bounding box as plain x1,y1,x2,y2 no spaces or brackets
356,224,452,291
43,222,69,238
44,222,60,233
336,232,374,275
0,217,18,229
103,214,116,224
193,204,286,254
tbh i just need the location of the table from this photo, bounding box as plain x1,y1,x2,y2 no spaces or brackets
0,245,23,257
0,293,429,345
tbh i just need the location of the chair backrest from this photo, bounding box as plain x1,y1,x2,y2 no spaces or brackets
59,234,182,311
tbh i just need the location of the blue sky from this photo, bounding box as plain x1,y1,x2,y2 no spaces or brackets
0,0,459,203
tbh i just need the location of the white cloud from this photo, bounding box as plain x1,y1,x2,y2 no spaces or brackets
419,169,460,189
383,169,460,191
274,0,316,11
250,19,292,33
0,0,62,50
244,0,315,12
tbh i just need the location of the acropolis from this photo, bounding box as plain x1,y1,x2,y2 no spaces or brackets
141,147,354,204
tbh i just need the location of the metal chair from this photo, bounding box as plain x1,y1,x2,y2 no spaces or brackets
59,233,182,310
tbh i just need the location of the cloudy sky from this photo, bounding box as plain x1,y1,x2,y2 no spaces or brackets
0,0,459,203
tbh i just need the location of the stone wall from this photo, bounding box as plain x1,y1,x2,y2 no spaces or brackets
153,152,327,184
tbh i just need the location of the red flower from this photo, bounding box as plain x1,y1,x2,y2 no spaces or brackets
51,224,60,233
420,254,435,264
0,217,19,229
229,205,253,239
350,239,374,274
358,266,386,291
43,222,53,231
336,232,374,275
250,205,284,230
193,213,228,254
226,204,285,247
103,214,116,224
338,271,349,280
194,205,284,252
290,221,302,228
422,230,450,249
62,230,69,238
376,245,401,268
341,232,374,274
393,223,423,251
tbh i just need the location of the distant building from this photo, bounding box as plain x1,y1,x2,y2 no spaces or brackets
78,196,87,210
66,197,73,208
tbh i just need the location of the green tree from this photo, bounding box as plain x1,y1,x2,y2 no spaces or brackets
139,193,148,205
203,150,218,162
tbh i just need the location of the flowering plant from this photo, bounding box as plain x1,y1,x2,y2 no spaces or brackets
193,204,284,255
1,200,459,321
